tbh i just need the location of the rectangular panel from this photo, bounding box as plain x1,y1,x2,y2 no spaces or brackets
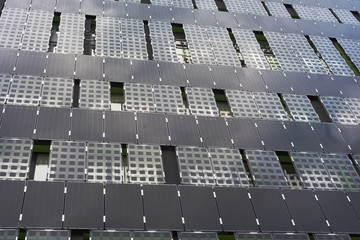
226,90,261,119
104,1,126,18
41,77,73,108
314,235,351,240
282,189,329,232
132,60,160,85
214,187,258,231
284,121,322,152
79,80,110,110
197,116,233,148
91,231,131,240
273,234,309,240
210,65,241,90
193,9,217,26
0,229,18,240
0,49,18,74
179,232,217,240
255,120,293,151
167,114,201,146
320,96,358,125
149,5,172,21
21,181,65,228
105,184,144,230
186,87,218,117
70,108,103,142
338,125,360,154
46,53,75,79
283,94,320,122
315,190,360,233
26,230,70,240
185,64,214,88
75,55,103,80
285,71,317,95
153,85,185,114
104,58,131,83
143,185,183,230
260,70,292,94
64,182,104,229
7,75,42,106
56,0,81,13
249,188,295,232
253,92,288,121
36,107,71,140
81,0,103,15
124,83,155,112
0,180,25,227
236,68,266,92
227,118,263,149
15,51,47,76
136,112,170,145
127,3,149,20
171,8,195,24
309,73,341,97
179,185,222,231
333,75,360,98
158,61,187,86
104,111,136,143
236,233,271,240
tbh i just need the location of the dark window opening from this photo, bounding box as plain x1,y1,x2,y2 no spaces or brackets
172,23,192,63
277,93,294,120
308,96,332,122
284,4,300,19
180,87,190,114
141,0,151,3
213,89,232,117
215,0,228,12
143,20,154,60
110,82,125,111
192,0,198,9
262,1,272,16
329,9,342,23
351,11,360,22
122,144,128,183
276,151,303,189
29,140,51,181
218,233,235,240
227,28,247,67
240,150,254,186
71,230,90,240
48,12,61,52
84,15,96,56
18,230,26,240
348,155,360,177
161,146,181,184
72,79,81,108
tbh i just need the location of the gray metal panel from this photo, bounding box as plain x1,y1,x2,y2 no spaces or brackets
273,234,309,240
26,230,70,240
346,192,360,220
285,71,317,95
227,118,263,149
158,61,187,86
236,233,272,240
338,125,360,154
91,231,131,240
105,184,144,230
336,24,360,39
21,181,64,228
314,234,351,240
295,20,322,36
193,9,217,26
0,229,18,240
214,187,258,231
284,121,322,152
235,13,260,31
81,0,103,15
136,112,170,145
314,21,342,38
277,18,302,34
56,0,81,13
185,64,214,88
104,111,136,144
31,0,56,11
46,53,75,79
71,108,103,142
143,185,183,230
149,5,172,21
309,74,341,97
133,232,172,240
256,15,281,32
132,60,160,85
282,189,329,232
127,3,150,20
36,107,71,140
179,232,217,240
64,182,104,229
5,0,31,8
260,70,292,94
75,55,103,80
104,1,126,18
0,105,37,138
197,116,233,148
210,65,241,90
15,51,47,76
255,120,293,151
0,180,25,227
104,58,131,83
0,49,17,74
215,11,238,28
171,8,195,25
179,185,222,231
333,75,360,98
236,68,266,92
311,122,350,153
167,114,201,146
249,188,295,232
315,190,360,233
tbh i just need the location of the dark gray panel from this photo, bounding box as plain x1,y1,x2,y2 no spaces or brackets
193,9,217,26
75,55,103,80
210,65,241,90
197,116,233,148
81,0,103,15
277,18,302,34
214,11,238,28
167,114,201,146
158,61,187,86
149,5,172,21
36,107,71,140
256,15,281,32
136,112,169,145
236,67,266,92
104,58,131,83
132,60,160,85
227,118,263,149
21,181,64,228
255,120,293,151
104,111,136,143
103,1,126,18
336,24,360,39
46,53,75,79
309,73,341,97
346,192,360,220
284,121,322,152
171,7,195,25
285,71,317,95
0,180,25,227
70,108,103,142
235,14,261,31
338,125,360,154
0,49,17,74
64,182,104,229
105,184,144,230
333,75,360,98
311,122,350,153
15,51,47,76
282,189,329,232
314,21,342,38
295,20,322,36
0,105,37,138
143,185,183,230
179,185,221,231
214,187,258,231
249,188,295,232
315,190,360,233
127,3,150,20
5,0,31,8
260,70,292,94
31,0,56,11
185,64,214,88
56,0,81,13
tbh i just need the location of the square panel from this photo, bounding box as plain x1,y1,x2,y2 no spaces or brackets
0,230,18,240
185,64,214,88
255,120,293,151
131,60,160,85
320,96,358,125
79,80,110,110
41,77,73,107
7,75,43,106
15,51,47,76
104,111,136,144
0,180,25,227
45,53,75,79
158,61,187,86
167,114,201,146
136,112,170,145
226,90,261,118
283,94,320,122
197,116,233,148
104,58,131,83
227,118,263,149
153,85,185,114
35,107,71,140
186,87,218,116
124,83,155,112
75,55,104,80
338,125,360,154
0,49,18,74
70,108,103,142
284,121,322,152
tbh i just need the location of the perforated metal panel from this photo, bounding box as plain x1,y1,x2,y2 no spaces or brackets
87,142,123,183
314,235,351,240
195,0,218,10
79,80,110,110
124,83,155,112
133,232,172,240
26,230,70,240
55,32,84,54
273,233,309,240
333,9,359,25
151,40,178,62
91,231,131,240
226,90,261,118
265,2,291,18
283,94,320,122
223,0,247,13
290,152,335,190
48,141,87,181
0,138,32,180
243,0,268,15
40,77,73,107
0,229,18,240
7,75,43,106
245,150,288,188
186,87,219,116
96,17,122,58
236,233,272,240
209,147,249,187
253,92,288,121
153,84,185,114
127,144,165,184
344,97,360,121
321,96,358,125
179,232,218,240
21,29,51,52
0,74,11,104
177,146,215,186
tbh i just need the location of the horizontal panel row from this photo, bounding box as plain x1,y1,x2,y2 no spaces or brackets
1,180,360,233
